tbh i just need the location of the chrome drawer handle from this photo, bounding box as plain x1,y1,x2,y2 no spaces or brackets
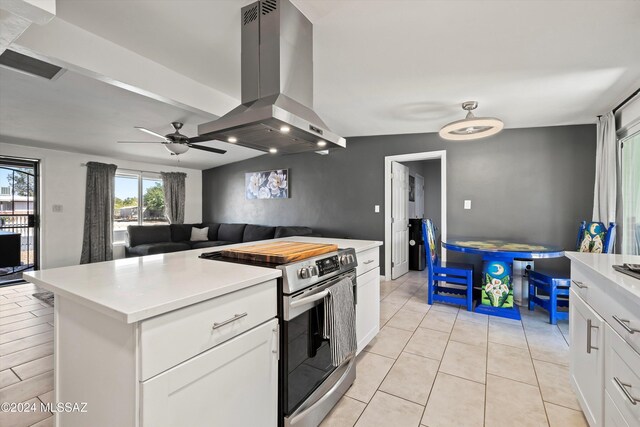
613,315,640,334
572,280,588,289
614,377,639,405
587,319,599,354
363,259,375,265
212,312,247,330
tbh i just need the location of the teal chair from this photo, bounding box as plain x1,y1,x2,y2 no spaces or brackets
528,221,616,324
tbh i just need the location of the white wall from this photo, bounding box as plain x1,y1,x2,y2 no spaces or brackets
0,142,202,269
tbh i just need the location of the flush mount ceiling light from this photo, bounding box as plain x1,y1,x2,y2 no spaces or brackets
439,101,504,141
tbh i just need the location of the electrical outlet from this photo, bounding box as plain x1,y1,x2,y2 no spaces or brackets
52,204,63,212
464,200,471,210
374,205,380,213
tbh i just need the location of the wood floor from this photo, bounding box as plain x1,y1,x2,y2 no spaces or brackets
0,282,54,427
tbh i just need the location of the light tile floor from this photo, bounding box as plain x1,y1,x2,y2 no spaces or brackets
321,270,588,427
0,282,54,427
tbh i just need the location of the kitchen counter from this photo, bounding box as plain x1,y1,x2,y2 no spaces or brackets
565,251,640,304
24,236,382,324
25,251,282,323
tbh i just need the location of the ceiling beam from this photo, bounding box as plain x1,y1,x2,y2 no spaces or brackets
11,17,238,118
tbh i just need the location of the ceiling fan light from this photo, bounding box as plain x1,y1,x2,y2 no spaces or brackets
439,102,504,141
165,144,189,155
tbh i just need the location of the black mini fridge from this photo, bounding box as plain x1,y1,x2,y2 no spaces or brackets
409,218,426,271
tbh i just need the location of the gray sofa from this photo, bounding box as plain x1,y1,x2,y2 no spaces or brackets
125,223,315,257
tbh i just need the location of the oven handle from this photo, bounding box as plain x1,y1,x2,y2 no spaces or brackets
291,290,330,308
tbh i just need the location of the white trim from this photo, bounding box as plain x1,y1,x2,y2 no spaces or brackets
384,150,447,281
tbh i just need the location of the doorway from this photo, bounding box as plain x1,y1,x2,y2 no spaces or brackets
0,156,40,286
384,151,447,281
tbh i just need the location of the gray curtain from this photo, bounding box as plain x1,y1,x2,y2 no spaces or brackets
80,162,117,264
161,172,186,224
592,112,617,224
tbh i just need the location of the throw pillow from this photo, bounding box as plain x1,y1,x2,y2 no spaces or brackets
190,227,209,242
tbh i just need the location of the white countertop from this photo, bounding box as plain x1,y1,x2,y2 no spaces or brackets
565,252,640,304
24,237,382,324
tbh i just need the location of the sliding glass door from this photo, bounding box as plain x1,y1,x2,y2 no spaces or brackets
621,131,640,255
0,157,39,286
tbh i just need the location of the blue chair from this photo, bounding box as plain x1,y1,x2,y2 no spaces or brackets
422,219,475,311
528,221,616,324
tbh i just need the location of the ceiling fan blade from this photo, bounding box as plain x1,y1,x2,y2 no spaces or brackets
135,127,169,141
187,134,217,144
187,144,226,154
117,141,165,144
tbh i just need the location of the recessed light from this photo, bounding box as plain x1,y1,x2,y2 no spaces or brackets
228,137,237,143
280,126,290,133
317,140,327,147
269,148,278,154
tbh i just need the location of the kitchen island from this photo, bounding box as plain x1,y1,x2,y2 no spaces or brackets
24,237,382,427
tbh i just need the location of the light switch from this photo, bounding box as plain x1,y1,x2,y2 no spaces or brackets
464,200,471,210
374,205,380,213
52,204,63,212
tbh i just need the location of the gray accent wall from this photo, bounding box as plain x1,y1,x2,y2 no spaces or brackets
203,125,596,275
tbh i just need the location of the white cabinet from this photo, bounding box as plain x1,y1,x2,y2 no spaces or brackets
141,319,279,427
355,247,381,354
569,288,605,427
568,255,640,427
53,280,278,427
356,267,380,354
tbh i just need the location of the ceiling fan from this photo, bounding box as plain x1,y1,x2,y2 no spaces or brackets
118,122,227,156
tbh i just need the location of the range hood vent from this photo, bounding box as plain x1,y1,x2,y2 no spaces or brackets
0,50,64,80
198,0,345,154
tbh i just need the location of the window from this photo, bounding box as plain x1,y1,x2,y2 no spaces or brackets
113,172,167,243
621,131,640,255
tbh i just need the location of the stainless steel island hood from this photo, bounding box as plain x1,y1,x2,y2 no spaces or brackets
197,0,345,154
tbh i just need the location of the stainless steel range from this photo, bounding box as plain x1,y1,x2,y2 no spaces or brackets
200,247,358,427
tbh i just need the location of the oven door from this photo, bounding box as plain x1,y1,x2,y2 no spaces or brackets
282,270,357,427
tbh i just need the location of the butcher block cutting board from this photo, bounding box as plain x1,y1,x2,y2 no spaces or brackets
221,241,338,264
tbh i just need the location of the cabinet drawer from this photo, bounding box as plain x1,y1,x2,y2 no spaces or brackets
141,319,278,427
356,247,379,277
605,324,640,426
600,295,640,356
605,391,631,427
571,262,598,304
139,280,277,380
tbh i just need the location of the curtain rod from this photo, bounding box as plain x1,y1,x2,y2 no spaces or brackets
613,87,640,114
80,164,186,177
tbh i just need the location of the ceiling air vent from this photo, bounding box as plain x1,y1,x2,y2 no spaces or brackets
243,5,258,25
261,0,277,15
0,50,64,80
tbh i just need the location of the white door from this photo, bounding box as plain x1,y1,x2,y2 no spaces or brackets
414,174,424,218
391,162,409,279
141,319,279,427
569,289,604,427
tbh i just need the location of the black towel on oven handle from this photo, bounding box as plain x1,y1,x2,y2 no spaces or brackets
322,277,357,366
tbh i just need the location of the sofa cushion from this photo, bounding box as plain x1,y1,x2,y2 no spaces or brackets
243,225,276,242
274,226,314,238
201,223,221,241
190,241,233,249
127,242,190,256
170,224,193,243
218,224,247,243
127,225,171,247
190,226,209,241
